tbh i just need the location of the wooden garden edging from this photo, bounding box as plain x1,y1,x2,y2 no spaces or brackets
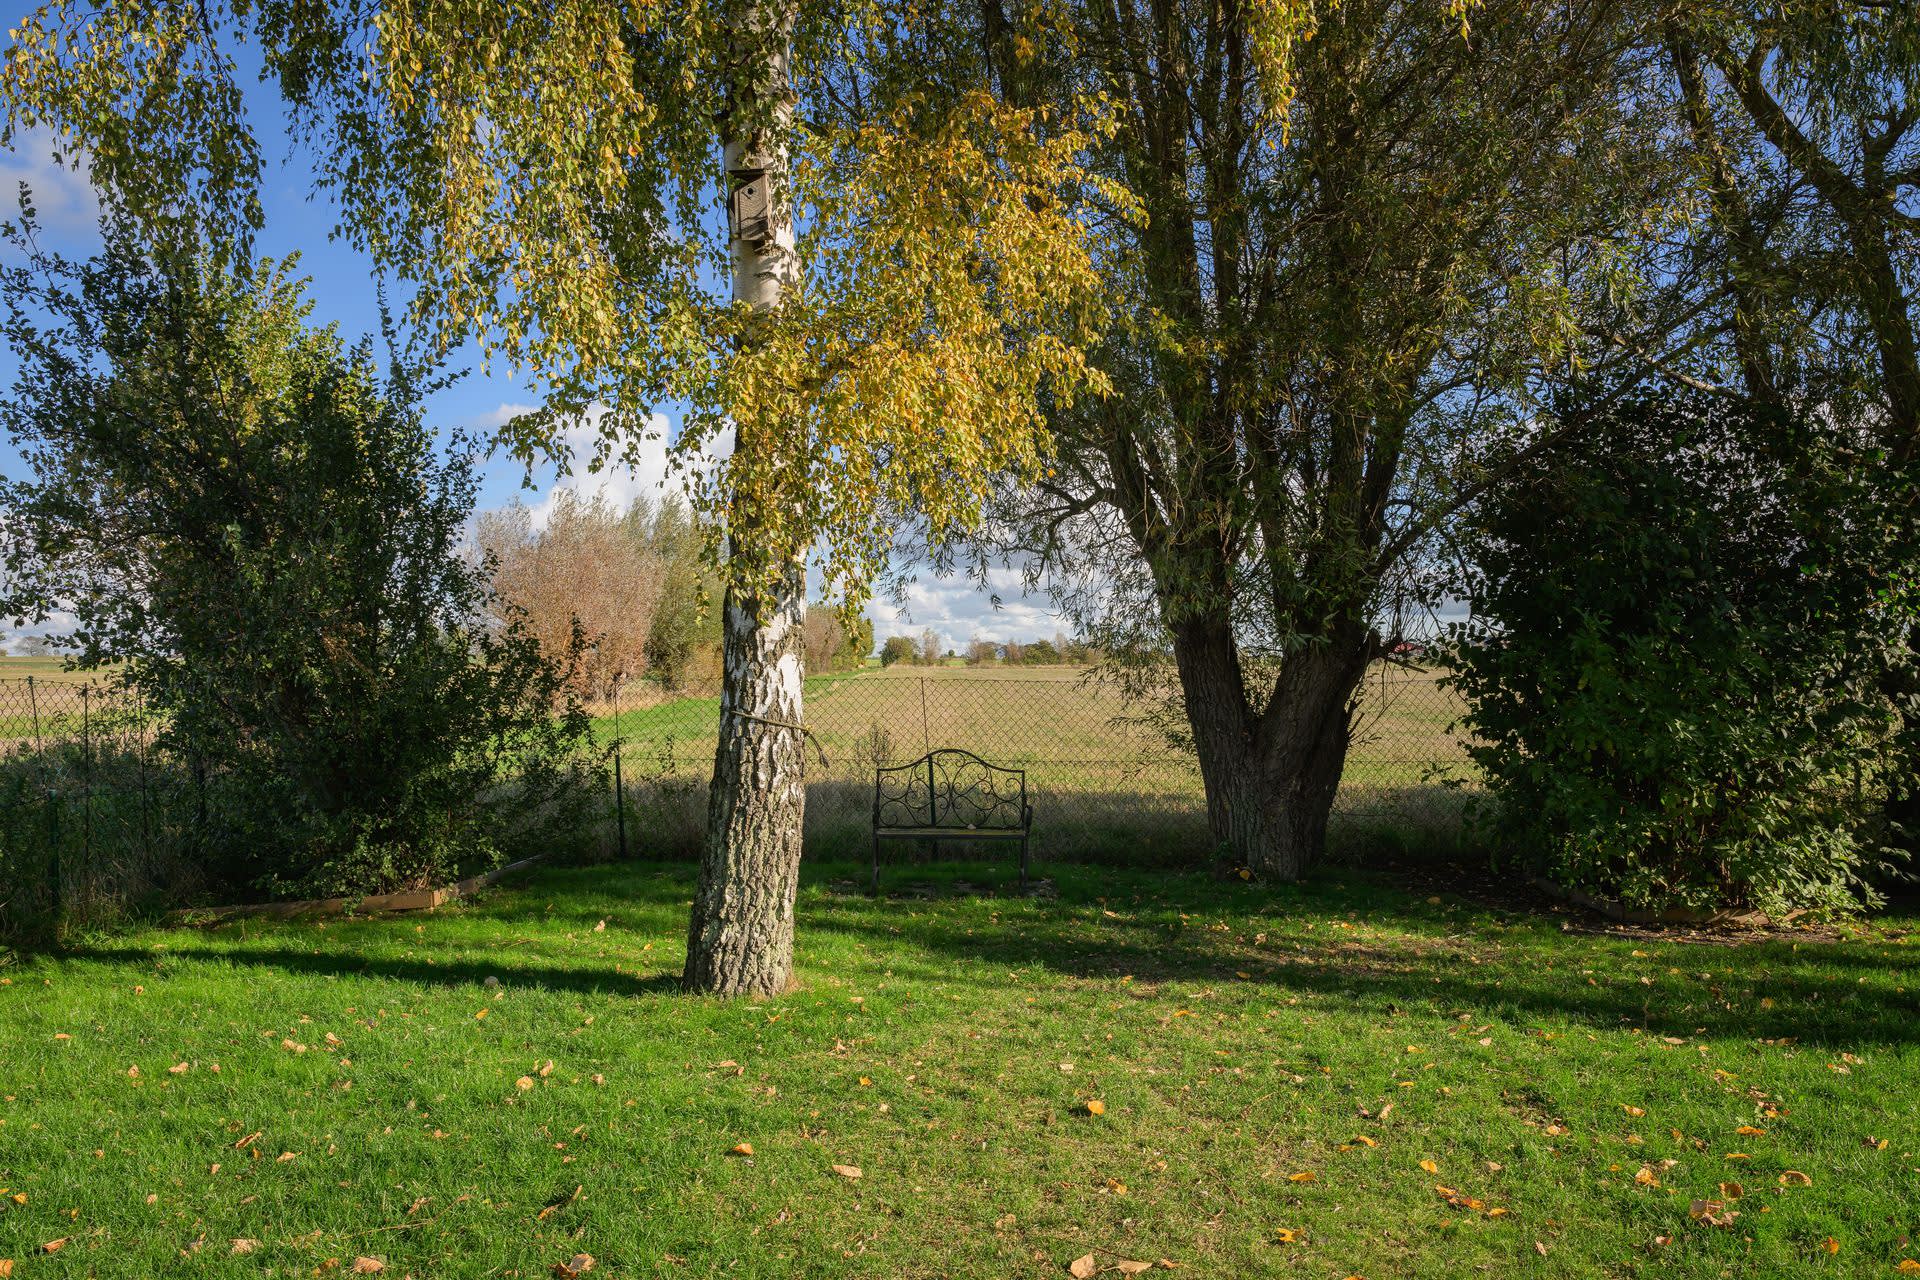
169,854,549,923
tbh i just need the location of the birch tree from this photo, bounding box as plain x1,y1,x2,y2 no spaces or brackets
3,0,1121,993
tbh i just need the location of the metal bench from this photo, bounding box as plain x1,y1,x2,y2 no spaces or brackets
871,748,1031,892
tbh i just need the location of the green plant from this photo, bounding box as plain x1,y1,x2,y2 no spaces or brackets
1446,390,1908,915
0,227,599,901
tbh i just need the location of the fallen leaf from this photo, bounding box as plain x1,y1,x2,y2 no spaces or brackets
1822,1238,1839,1255
1634,1165,1659,1187
538,1060,555,1077
1735,1125,1765,1136
1778,1170,1812,1187
1115,1263,1151,1276
351,1257,384,1274
1287,1171,1315,1183
1534,1241,1548,1257
168,1062,189,1074
1085,1100,1106,1116
729,1143,754,1157
277,1151,298,1163
552,1253,595,1277
1718,1181,1743,1198
1623,1105,1646,1117
515,1076,535,1091
475,1009,488,1020
1689,1200,1739,1228
594,919,607,932
1419,1159,1439,1174
230,1239,261,1255
0,1258,12,1277
1068,1253,1099,1278
1274,1228,1301,1243
831,1164,863,1180
234,1131,261,1149
1898,1261,1920,1275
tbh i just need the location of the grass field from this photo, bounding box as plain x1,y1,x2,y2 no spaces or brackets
2,860,1916,1277
599,665,1473,864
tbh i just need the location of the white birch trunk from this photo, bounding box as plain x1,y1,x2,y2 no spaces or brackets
683,9,810,997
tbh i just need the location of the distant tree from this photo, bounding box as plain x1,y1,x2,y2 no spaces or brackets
1001,640,1024,665
1023,639,1059,665
964,637,998,665
800,606,871,673
879,635,917,667
919,629,942,666
628,494,721,691
9,634,58,657
478,493,666,702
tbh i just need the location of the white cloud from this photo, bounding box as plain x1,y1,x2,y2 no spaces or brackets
0,130,100,241
869,573,1071,655
475,402,703,530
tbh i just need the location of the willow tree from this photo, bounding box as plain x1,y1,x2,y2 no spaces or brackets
967,0,1650,876
3,0,1119,993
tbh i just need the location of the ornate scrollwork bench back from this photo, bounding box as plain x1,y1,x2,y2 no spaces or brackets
871,749,1032,891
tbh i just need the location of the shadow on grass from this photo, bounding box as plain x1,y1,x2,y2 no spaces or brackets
65,860,1920,1051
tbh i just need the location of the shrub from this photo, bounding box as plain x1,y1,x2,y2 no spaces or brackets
0,230,599,905
1445,391,1908,915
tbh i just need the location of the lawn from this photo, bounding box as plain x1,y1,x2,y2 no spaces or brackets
3,860,1917,1278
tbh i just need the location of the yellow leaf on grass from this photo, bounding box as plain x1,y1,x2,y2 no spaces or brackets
40,1240,66,1255
1735,1125,1766,1136
1115,1264,1151,1277
1352,1135,1376,1147
515,1076,535,1091
1419,1159,1439,1174
1623,1106,1647,1117
1634,1166,1659,1187
1822,1238,1839,1255
1068,1254,1099,1278
1778,1170,1812,1187
1085,1100,1106,1116
729,1143,754,1157
1288,1171,1315,1183
230,1240,260,1255
474,1009,488,1020
832,1164,863,1180
0,1258,12,1277
1897,1261,1920,1274
351,1258,384,1275
1274,1229,1301,1243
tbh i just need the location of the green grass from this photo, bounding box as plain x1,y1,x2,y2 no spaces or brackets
4,861,1917,1278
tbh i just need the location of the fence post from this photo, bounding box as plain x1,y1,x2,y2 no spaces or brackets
613,680,629,860
919,678,930,755
81,683,93,894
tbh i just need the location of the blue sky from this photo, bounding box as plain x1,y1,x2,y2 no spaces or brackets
0,77,1070,652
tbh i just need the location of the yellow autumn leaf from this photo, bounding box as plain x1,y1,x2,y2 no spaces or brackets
832,1164,863,1180
1274,1228,1302,1243
1897,1260,1920,1274
1288,1171,1315,1183
1419,1159,1438,1174
729,1143,754,1156
1085,1100,1106,1116
1735,1125,1765,1136
1778,1170,1812,1187
1068,1253,1099,1278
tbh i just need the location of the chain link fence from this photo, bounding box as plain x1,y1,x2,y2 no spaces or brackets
1,663,1476,936
0,676,212,939
607,664,1477,867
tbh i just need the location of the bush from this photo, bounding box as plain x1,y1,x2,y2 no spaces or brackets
0,230,600,906
1445,391,1907,915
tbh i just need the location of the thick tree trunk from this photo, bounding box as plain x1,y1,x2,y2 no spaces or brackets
683,4,808,997
684,567,807,996
1171,614,1367,881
